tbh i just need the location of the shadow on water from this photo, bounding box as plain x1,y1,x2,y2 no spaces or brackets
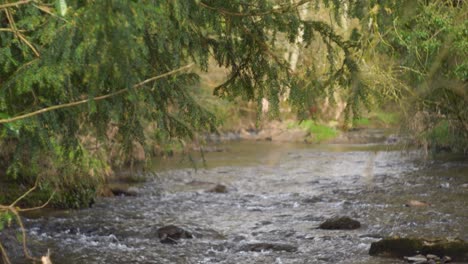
6,140,468,263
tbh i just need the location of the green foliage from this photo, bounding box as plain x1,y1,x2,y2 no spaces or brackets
0,211,13,231
426,120,452,147
0,0,374,202
374,112,399,126
353,118,370,127
352,111,399,128
367,0,468,151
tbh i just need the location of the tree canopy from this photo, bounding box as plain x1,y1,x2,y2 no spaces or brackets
0,0,466,207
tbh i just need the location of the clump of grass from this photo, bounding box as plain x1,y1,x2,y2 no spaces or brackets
425,120,454,148
374,111,399,125
353,111,400,128
289,120,339,143
353,118,370,127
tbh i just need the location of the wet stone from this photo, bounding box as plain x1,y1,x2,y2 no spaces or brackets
238,242,298,252
426,254,440,260
404,254,427,263
442,256,452,263
319,216,361,230
369,237,468,262
110,186,138,197
156,225,193,244
206,184,228,193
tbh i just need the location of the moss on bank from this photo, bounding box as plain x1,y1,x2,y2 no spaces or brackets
288,120,339,143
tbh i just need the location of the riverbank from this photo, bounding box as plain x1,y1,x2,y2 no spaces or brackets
203,120,399,145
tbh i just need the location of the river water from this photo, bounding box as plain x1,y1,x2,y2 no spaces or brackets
9,140,468,263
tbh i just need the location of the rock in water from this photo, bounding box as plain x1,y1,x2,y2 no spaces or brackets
156,225,193,244
206,184,228,193
404,254,427,263
238,242,298,252
110,187,138,197
370,237,423,257
369,237,468,262
319,216,361,230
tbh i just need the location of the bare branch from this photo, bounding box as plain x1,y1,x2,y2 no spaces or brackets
0,0,32,10
10,177,40,207
0,241,13,264
4,8,41,57
0,180,56,263
0,63,195,124
17,191,55,212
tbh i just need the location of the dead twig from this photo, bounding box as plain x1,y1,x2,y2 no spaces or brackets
0,177,55,263
0,0,33,9
0,240,13,264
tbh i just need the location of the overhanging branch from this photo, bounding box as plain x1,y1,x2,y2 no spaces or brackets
0,0,32,9
0,63,194,124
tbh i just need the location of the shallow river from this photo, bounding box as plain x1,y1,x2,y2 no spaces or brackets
12,140,468,263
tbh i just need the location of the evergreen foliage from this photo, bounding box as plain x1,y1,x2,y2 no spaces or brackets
0,0,371,207
0,0,465,207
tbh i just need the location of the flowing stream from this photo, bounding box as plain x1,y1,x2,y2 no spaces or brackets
8,138,468,263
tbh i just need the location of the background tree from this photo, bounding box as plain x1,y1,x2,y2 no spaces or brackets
365,0,467,152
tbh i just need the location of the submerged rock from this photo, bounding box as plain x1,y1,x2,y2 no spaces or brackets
110,186,138,197
206,184,228,193
156,225,193,244
238,242,298,252
319,216,361,230
369,237,468,262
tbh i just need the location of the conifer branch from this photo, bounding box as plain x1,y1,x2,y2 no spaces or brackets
0,63,194,124
199,0,311,17
4,8,41,57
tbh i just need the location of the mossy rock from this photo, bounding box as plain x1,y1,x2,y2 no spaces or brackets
369,237,468,261
319,216,361,230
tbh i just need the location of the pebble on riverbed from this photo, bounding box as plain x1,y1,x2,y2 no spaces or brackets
205,184,228,193
318,216,361,230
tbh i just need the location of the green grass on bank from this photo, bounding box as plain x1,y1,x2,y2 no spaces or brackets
424,120,459,149
353,111,400,128
289,120,339,143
